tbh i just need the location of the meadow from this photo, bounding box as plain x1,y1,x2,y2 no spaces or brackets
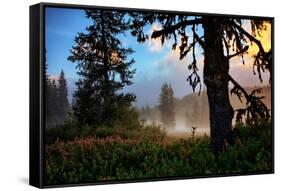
45,121,272,185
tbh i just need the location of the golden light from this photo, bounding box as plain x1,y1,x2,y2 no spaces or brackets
248,23,271,56
230,22,271,70
110,52,122,64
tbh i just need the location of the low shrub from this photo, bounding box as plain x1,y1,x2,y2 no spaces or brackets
45,121,272,185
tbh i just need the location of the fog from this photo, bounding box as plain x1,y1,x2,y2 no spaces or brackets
139,86,271,139
165,118,210,139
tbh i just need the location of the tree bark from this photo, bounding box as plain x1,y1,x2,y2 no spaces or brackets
202,17,234,155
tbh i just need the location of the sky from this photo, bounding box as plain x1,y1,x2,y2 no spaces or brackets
45,7,271,108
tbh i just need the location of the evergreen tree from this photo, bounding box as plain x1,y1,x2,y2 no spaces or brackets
159,83,175,128
68,9,136,127
167,84,176,127
45,79,59,126
45,78,53,127
159,83,169,126
44,50,55,127
51,79,59,121
57,70,69,121
44,49,69,126
45,70,70,127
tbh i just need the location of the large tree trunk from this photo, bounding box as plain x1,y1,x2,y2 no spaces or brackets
202,17,234,155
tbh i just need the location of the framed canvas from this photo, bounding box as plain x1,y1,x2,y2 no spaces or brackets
30,2,274,188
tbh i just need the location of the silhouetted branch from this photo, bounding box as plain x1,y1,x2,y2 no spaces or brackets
228,74,270,124
227,45,249,59
231,21,265,56
151,18,203,39
186,24,202,95
228,74,250,100
231,21,271,83
222,36,229,57
193,32,205,50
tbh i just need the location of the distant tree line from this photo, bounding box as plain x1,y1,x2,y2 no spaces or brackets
45,70,69,127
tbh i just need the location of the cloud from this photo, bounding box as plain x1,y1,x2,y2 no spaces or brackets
155,45,204,80
154,48,185,75
146,23,174,53
123,47,202,107
147,38,163,52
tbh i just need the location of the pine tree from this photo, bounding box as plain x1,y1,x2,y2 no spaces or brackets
167,84,176,127
159,83,175,128
44,50,55,127
68,9,136,127
45,79,59,126
45,71,70,127
57,70,69,121
45,78,53,127
44,49,69,126
159,83,169,127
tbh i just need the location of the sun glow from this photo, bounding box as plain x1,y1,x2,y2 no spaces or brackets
248,23,271,56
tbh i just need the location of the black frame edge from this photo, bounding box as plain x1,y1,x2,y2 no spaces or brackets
29,3,43,188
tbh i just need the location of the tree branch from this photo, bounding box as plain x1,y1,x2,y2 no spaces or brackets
231,21,272,83
223,36,229,57
151,18,203,39
231,21,265,57
179,36,203,60
193,32,205,50
227,45,249,59
228,74,270,124
228,74,250,100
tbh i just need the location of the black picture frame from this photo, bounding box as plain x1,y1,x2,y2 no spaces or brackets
30,2,274,188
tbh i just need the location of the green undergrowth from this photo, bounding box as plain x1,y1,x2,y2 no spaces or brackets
45,121,272,185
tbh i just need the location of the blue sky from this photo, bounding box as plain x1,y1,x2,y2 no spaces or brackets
45,7,195,107
45,7,270,108
45,8,91,78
